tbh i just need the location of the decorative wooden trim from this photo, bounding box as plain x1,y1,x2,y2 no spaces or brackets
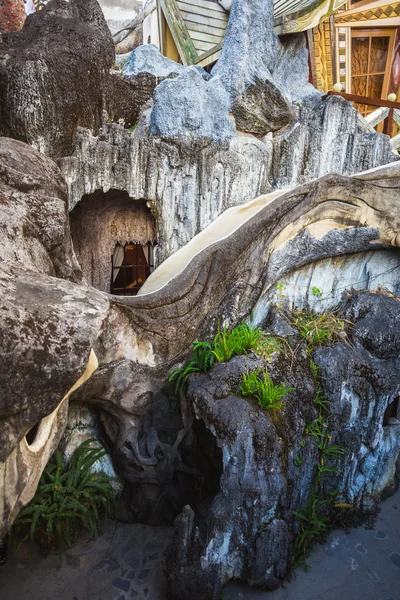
329,15,338,85
159,0,198,65
307,28,318,87
336,3,400,23
193,40,223,65
312,18,335,92
274,0,347,35
324,90,400,109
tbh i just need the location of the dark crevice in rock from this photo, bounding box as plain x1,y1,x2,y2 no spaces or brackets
95,387,223,527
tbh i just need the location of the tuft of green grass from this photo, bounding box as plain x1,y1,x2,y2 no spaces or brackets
170,323,269,395
256,335,289,360
292,310,347,353
291,488,336,570
211,323,264,363
240,368,294,411
169,323,290,396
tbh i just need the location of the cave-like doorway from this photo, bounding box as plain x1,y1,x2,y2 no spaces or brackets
69,189,157,294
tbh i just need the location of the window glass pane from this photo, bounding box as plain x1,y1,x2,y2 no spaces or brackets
111,242,154,295
368,74,384,98
125,245,137,266
352,75,367,96
370,36,389,73
352,37,369,75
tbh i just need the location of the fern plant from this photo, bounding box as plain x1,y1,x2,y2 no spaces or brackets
11,440,116,559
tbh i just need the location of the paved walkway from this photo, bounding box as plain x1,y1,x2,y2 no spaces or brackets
0,522,172,600
1,489,399,600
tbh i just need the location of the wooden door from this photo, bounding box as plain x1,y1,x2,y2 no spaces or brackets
351,28,396,115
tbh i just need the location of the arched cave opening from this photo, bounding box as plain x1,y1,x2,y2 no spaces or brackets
25,420,41,446
95,389,223,527
383,396,399,425
69,189,157,295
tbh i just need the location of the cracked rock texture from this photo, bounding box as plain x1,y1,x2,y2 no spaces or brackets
164,293,400,599
59,109,396,266
0,0,157,157
150,67,235,144
2,139,400,580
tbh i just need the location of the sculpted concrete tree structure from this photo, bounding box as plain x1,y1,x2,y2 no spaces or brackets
1,135,400,594
1,0,400,596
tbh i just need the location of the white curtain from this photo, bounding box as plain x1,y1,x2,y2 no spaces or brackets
25,0,36,15
112,244,125,282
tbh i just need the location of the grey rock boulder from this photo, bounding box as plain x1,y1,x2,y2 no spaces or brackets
0,0,114,158
150,67,235,144
211,0,275,100
0,0,157,157
123,43,185,78
232,76,293,135
0,137,109,538
164,292,400,598
272,33,319,103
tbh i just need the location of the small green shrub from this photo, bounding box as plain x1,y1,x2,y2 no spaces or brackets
240,368,294,411
169,323,289,396
11,440,116,559
311,286,322,297
290,358,348,572
292,310,346,353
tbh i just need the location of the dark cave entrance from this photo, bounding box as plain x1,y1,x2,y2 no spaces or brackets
69,189,157,294
25,420,41,446
96,390,223,527
383,396,399,425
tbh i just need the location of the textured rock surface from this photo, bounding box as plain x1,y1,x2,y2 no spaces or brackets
2,139,400,566
209,0,316,136
59,117,396,265
271,94,397,188
316,293,400,505
123,43,185,79
64,164,400,541
231,77,293,135
0,0,114,157
164,293,400,599
150,68,235,144
58,124,271,264
211,0,276,100
0,0,156,157
257,249,400,315
0,138,109,536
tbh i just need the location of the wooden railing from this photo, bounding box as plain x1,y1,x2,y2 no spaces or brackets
324,92,400,151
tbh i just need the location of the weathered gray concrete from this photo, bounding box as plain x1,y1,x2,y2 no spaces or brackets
1,488,399,599
225,488,400,600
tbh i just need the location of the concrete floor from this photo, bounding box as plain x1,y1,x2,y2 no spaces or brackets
1,489,400,600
